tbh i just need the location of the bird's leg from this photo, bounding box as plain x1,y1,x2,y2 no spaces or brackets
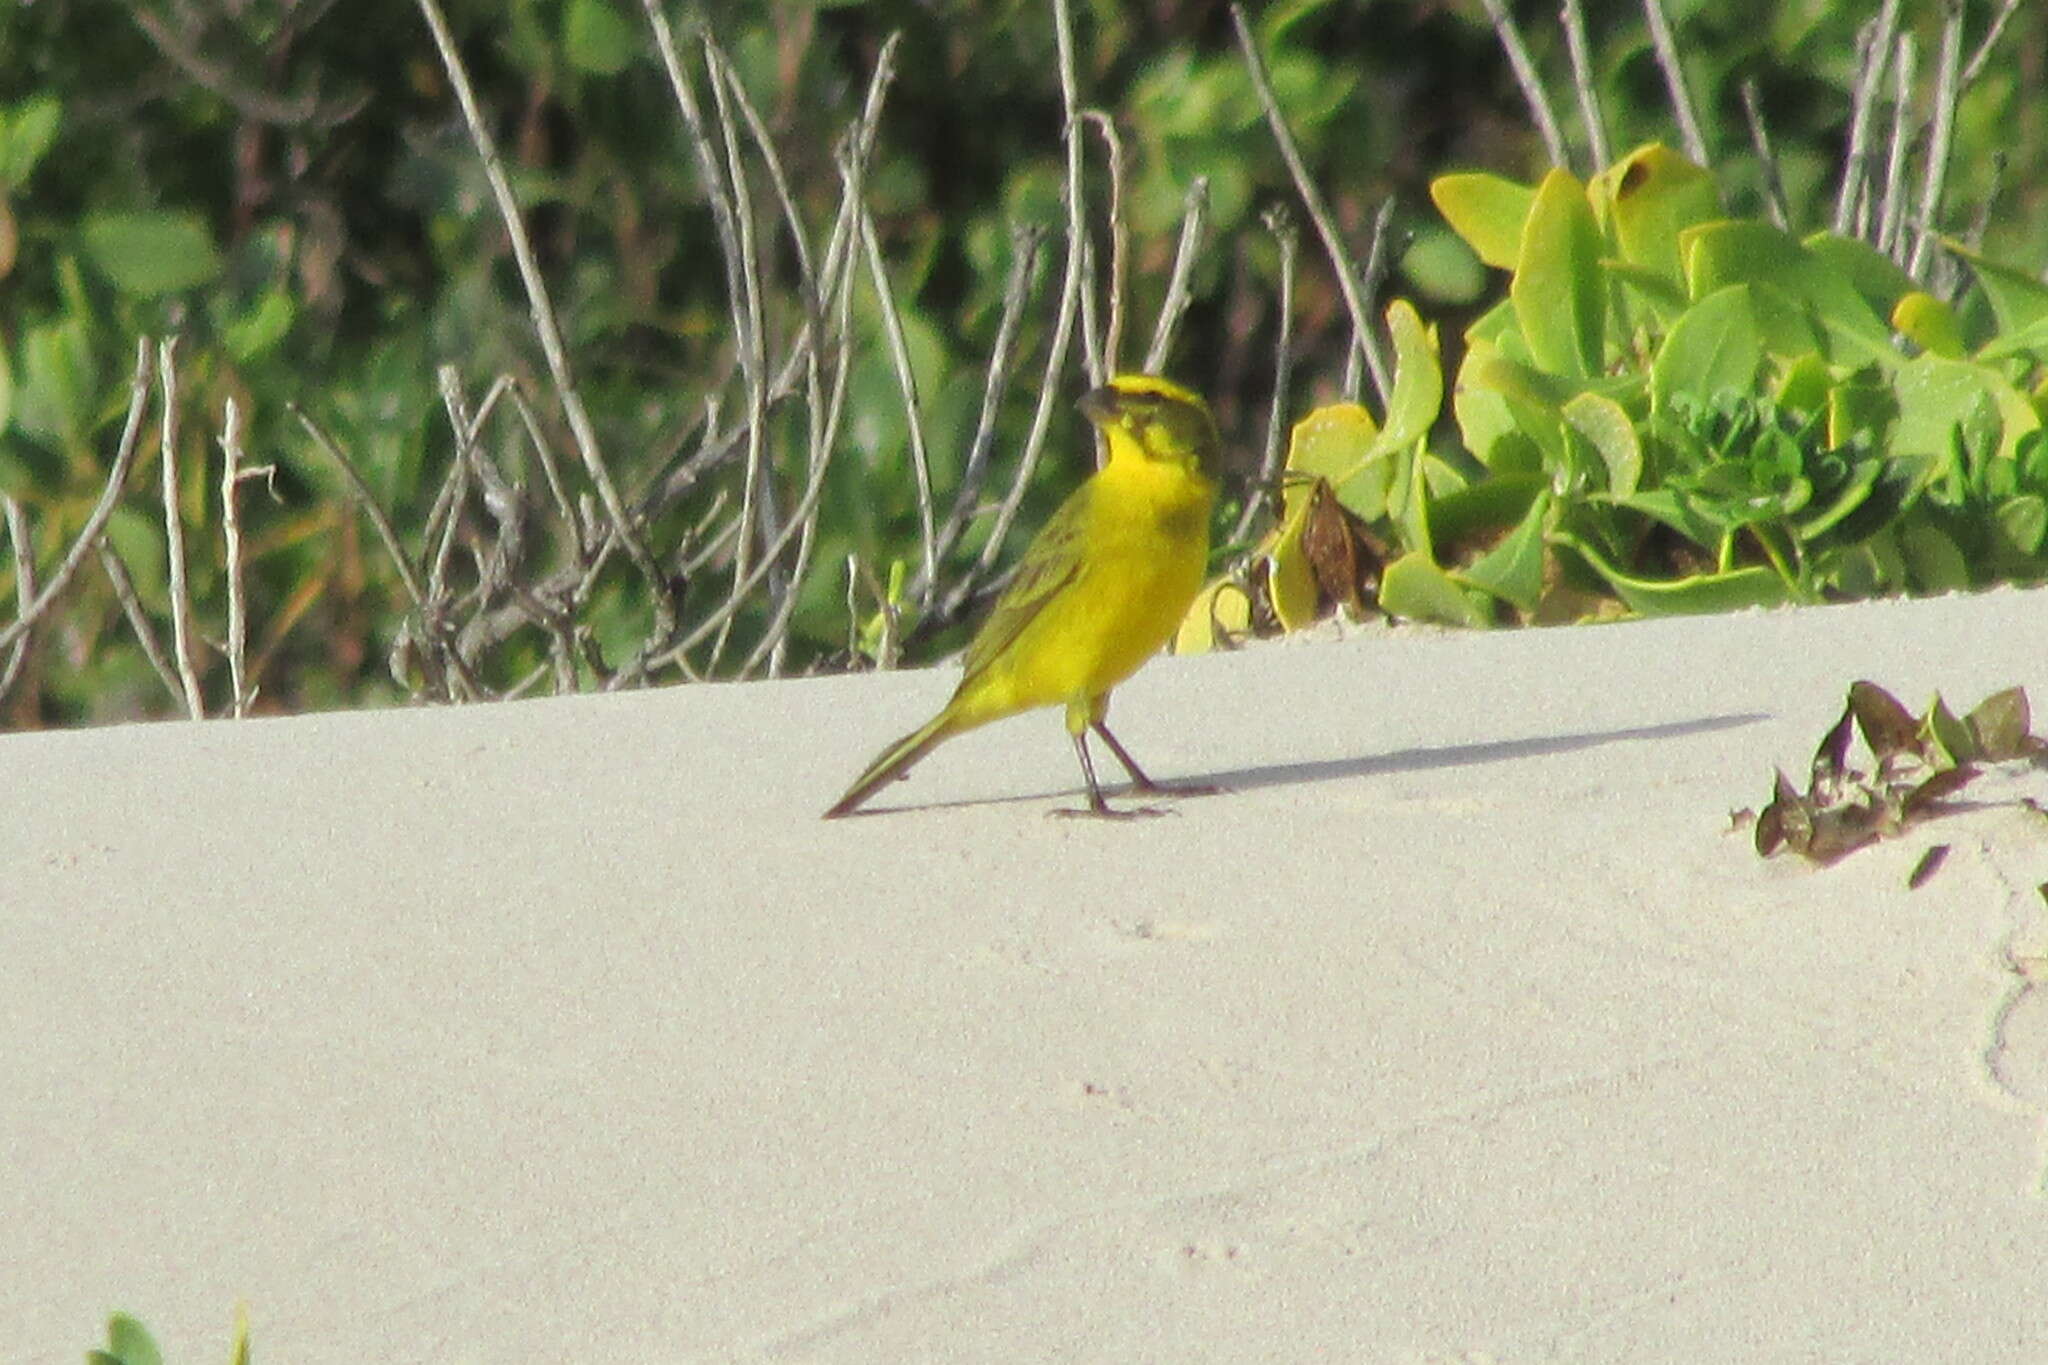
1049,728,1169,820
1091,721,1222,800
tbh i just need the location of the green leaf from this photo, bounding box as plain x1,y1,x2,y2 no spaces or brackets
1379,550,1488,626
563,0,636,74
1555,532,1792,615
0,95,61,187
224,289,297,362
1651,284,1766,413
1429,171,1532,270
1975,312,2048,364
81,211,222,296
1589,142,1721,286
1456,489,1550,612
13,317,96,448
1898,520,1972,591
1512,168,1604,380
1431,472,1545,545
1943,237,2048,335
1891,290,1966,358
104,1313,164,1365
1993,494,2047,558
1265,487,1323,631
1370,298,1442,457
1562,390,1642,496
1681,220,1895,365
1803,232,1917,321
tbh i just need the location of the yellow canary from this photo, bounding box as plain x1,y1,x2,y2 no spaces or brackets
825,374,1222,819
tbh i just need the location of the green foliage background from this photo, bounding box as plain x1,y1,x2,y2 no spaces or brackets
0,0,2042,726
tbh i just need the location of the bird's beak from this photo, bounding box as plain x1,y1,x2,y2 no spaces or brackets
1076,385,1120,425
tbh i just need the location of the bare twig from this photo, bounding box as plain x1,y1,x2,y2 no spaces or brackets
1082,110,1130,375
0,338,155,656
97,542,185,705
1959,0,2022,91
290,402,428,612
1143,175,1211,374
1740,79,1791,230
1641,0,1711,168
1877,33,1918,261
156,337,205,719
414,0,675,651
1233,205,1299,545
219,396,268,716
1052,0,1103,386
928,224,1046,579
1,497,38,703
1230,5,1388,407
860,205,938,597
1906,0,1964,280
1476,0,1571,170
1559,0,1610,171
1833,0,1903,236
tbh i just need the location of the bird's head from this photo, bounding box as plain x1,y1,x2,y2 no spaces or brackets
1077,375,1221,477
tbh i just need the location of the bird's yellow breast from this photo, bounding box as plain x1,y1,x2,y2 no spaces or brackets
959,451,1212,722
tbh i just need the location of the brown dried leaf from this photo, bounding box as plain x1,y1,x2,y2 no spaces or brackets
1849,680,1918,761
1299,481,1386,619
1811,703,1856,788
1756,770,1808,857
1965,686,2033,761
1901,763,1977,816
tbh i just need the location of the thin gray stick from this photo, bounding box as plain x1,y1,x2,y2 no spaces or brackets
1559,0,1610,171
218,395,263,716
701,36,773,673
1143,175,1210,374
1230,4,1388,408
1354,200,1397,401
1877,33,1918,261
860,205,938,597
1477,0,1572,170
413,0,675,644
506,382,587,557
97,542,185,705
1740,79,1791,230
1233,205,1299,546
156,337,205,718
1641,0,1710,168
1833,0,1903,236
289,402,428,612
1083,110,1130,376
1959,0,2022,91
927,223,1045,580
1906,1,1964,280
1,496,39,703
0,338,155,656
1052,0,1103,386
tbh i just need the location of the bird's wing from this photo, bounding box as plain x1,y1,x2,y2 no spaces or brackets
959,492,1089,687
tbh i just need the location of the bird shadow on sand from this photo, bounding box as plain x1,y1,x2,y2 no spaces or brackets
841,709,1773,817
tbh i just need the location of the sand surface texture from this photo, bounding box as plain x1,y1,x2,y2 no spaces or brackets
7,588,2048,1361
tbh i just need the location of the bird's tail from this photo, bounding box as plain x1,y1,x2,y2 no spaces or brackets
823,708,963,819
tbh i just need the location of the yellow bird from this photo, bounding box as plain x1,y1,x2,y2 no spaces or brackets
825,374,1222,819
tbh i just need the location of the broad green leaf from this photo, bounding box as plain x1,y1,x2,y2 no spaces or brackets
104,1314,164,1365
1828,374,1897,449
1284,402,1377,484
1556,532,1792,615
1775,353,1832,416
13,317,96,448
1589,143,1720,286
1803,232,1917,320
1430,171,1533,270
1919,694,1976,766
1603,259,1689,325
1266,489,1323,631
1899,521,1972,591
1512,168,1604,380
563,0,636,74
81,211,222,296
1401,225,1487,304
1379,550,1488,626
1563,390,1642,496
1943,237,2048,335
1651,283,1765,412
1432,472,1545,545
1993,495,2047,559
1891,291,1965,358
1796,458,1884,543
1455,489,1550,612
1680,220,1894,365
1370,298,1442,457
1890,354,2038,465
224,289,297,362
1976,312,2048,364
0,95,60,187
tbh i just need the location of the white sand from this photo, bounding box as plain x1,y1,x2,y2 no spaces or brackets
5,587,2046,1361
